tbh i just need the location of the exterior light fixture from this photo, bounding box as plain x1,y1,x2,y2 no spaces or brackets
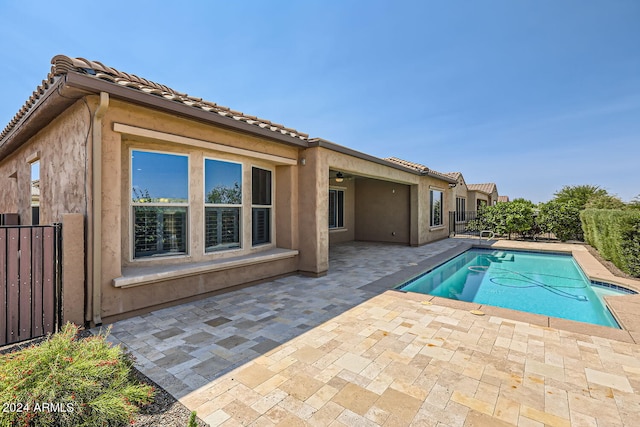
335,172,344,183
448,183,457,188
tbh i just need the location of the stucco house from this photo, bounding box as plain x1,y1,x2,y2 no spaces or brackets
467,183,499,209
0,55,469,325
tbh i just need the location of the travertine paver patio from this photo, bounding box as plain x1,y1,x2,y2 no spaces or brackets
103,239,640,426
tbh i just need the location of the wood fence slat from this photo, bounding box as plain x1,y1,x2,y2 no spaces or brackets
42,227,55,335
32,228,44,337
1,225,60,345
7,228,20,342
18,228,32,341
0,228,7,345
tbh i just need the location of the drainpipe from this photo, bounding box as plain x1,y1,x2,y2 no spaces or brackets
92,92,109,325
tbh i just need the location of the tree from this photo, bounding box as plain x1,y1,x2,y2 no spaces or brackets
537,200,582,241
585,193,626,210
469,199,535,240
553,185,607,210
206,182,242,204
628,194,640,210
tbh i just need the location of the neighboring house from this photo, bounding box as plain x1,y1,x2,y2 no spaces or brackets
467,183,499,209
498,195,510,203
0,55,466,325
442,172,469,223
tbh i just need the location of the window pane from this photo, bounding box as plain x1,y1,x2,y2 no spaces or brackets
31,161,40,225
431,190,443,227
337,190,344,227
205,207,240,252
134,206,187,258
252,208,271,245
205,159,242,204
328,190,336,228
252,168,272,205
132,151,188,202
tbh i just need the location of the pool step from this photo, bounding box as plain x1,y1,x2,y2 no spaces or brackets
495,252,514,262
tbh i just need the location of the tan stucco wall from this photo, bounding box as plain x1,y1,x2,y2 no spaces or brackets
95,99,302,320
297,147,327,275
355,178,410,244
62,213,85,325
420,177,451,243
0,101,89,224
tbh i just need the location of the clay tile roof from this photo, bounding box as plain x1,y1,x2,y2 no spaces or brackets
498,195,510,203
383,157,456,182
1,55,309,142
384,157,429,173
467,183,497,194
443,172,461,180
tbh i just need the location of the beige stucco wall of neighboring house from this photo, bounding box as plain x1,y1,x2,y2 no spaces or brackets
355,178,411,244
450,177,468,215
0,101,89,224
489,189,499,205
469,191,489,210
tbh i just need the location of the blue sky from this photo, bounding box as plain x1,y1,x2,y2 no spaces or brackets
1,1,638,203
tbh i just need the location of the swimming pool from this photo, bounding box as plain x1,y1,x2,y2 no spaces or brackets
397,248,635,328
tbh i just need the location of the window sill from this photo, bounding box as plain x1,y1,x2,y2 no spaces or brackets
113,248,298,289
329,227,348,233
430,225,446,231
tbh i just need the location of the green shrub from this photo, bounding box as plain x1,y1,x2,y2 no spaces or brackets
581,209,640,277
0,323,154,427
188,411,198,427
468,200,535,239
537,200,583,241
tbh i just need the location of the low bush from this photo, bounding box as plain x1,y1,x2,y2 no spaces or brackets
581,209,640,277
0,323,154,427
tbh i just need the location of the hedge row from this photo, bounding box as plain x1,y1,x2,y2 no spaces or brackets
581,209,640,277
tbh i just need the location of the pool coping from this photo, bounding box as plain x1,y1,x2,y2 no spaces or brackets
378,239,640,344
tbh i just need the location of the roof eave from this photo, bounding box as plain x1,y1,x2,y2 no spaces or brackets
0,77,90,162
308,139,457,183
423,170,457,183
64,72,309,148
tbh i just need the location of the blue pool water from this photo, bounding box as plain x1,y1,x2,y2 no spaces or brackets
397,249,632,328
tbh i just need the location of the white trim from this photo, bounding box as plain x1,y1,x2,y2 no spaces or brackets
203,157,243,254
329,228,349,233
113,248,299,288
328,188,345,229
27,151,41,163
114,122,297,165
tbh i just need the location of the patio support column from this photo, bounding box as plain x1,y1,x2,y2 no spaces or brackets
91,92,109,326
297,147,328,276
410,184,419,246
276,164,298,250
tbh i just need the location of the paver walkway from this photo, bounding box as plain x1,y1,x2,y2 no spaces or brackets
104,240,640,426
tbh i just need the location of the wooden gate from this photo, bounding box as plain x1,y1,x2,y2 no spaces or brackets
0,224,62,346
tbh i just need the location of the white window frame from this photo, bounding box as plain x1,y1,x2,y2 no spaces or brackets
203,157,243,254
130,148,190,261
251,165,274,247
329,187,345,229
430,188,444,228
455,197,466,222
